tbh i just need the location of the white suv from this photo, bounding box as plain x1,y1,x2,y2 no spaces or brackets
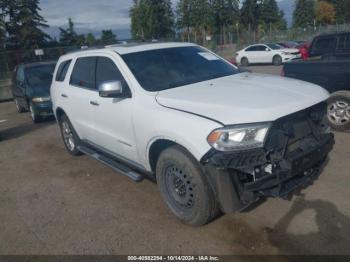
51,42,334,226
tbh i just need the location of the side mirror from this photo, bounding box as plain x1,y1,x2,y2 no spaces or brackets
98,80,124,98
265,48,271,51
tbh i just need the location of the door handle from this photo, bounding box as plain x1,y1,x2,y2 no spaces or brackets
61,94,68,98
90,101,99,106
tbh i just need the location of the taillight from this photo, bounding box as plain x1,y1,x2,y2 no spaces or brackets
280,67,285,77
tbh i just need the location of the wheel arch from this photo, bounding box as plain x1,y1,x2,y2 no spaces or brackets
148,138,199,173
55,107,66,121
329,90,350,98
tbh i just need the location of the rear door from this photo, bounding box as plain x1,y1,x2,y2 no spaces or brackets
63,56,97,140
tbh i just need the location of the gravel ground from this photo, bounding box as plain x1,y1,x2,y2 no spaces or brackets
0,65,350,255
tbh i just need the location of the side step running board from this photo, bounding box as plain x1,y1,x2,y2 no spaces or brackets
77,145,144,182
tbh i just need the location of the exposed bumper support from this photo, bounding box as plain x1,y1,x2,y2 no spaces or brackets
201,102,334,214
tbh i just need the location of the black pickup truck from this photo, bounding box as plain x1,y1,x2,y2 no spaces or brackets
283,32,350,131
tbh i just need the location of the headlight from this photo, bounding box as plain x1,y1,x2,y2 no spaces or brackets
207,123,271,152
32,96,51,103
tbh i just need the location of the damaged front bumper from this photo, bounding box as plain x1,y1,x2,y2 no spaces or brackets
201,102,335,213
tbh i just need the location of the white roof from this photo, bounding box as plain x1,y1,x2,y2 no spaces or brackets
107,42,197,55
58,42,198,61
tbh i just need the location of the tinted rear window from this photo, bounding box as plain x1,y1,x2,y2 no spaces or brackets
55,60,71,82
70,57,96,89
315,37,336,50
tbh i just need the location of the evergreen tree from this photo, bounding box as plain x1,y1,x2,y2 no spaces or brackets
16,0,50,49
59,18,79,46
210,0,240,34
259,0,286,31
86,33,96,46
0,0,20,48
100,30,117,45
240,0,260,31
1,0,49,49
130,0,174,39
293,0,315,28
176,0,194,40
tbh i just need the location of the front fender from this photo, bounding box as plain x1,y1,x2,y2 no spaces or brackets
133,100,222,171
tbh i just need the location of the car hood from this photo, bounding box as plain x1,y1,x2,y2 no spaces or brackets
155,73,329,125
277,48,300,53
30,85,51,98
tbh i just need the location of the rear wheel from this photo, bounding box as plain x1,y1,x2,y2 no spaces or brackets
156,145,219,226
241,57,249,67
327,93,350,131
273,55,282,66
14,98,26,113
59,114,82,156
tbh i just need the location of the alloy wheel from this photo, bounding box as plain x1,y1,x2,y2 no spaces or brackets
62,120,75,151
327,100,350,126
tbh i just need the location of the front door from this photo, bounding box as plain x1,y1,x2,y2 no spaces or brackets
89,55,139,164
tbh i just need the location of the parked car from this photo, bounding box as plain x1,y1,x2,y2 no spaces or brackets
12,61,56,123
283,33,350,131
236,43,301,66
51,42,334,226
308,32,350,59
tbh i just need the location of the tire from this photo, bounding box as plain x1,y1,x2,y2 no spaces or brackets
273,55,283,66
14,98,26,113
326,92,350,131
58,114,82,156
156,145,219,226
241,57,249,67
29,103,41,123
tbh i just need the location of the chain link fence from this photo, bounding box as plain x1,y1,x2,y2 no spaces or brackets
1,23,350,83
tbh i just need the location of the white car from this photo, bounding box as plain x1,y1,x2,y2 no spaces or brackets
51,42,333,226
236,43,301,66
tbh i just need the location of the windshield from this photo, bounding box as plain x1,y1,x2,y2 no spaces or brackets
266,44,282,50
121,46,239,92
25,64,55,88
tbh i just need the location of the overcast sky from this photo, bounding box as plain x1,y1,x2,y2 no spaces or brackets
40,0,294,39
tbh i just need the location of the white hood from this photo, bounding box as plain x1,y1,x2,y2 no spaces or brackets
277,48,300,53
155,73,329,125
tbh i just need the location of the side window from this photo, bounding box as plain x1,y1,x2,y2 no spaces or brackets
70,57,96,89
246,46,257,52
315,37,336,51
257,45,267,51
55,60,72,82
96,57,126,88
338,35,350,50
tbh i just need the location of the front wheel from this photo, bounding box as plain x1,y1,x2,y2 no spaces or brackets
273,55,282,66
241,57,249,67
29,103,41,123
156,145,219,226
327,93,350,131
